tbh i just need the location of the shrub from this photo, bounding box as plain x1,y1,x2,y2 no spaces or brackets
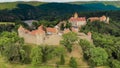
110,60,120,68
69,57,77,68
30,46,43,65
60,54,65,65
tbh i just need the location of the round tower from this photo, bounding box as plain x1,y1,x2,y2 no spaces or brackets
18,25,25,37
106,17,109,24
87,32,92,39
74,12,78,18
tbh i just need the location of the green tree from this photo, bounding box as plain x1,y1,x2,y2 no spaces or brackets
69,57,77,68
0,32,25,63
92,32,120,60
3,43,25,62
41,46,54,63
79,39,94,59
38,20,57,27
79,39,94,50
88,47,108,66
32,22,39,29
60,23,65,30
61,32,78,52
60,54,65,65
81,20,120,37
65,21,72,29
110,60,120,68
30,46,43,65
114,41,120,60
38,46,65,63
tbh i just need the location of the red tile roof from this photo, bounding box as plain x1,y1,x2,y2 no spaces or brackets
88,17,100,22
46,27,58,33
38,25,43,30
30,29,45,35
88,15,107,22
18,25,30,33
100,15,106,21
87,32,92,35
30,25,45,35
71,27,78,33
18,25,24,30
69,17,86,22
18,25,59,35
63,28,71,34
18,25,45,35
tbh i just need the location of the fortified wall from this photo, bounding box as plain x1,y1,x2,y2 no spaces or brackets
18,25,61,45
18,13,97,45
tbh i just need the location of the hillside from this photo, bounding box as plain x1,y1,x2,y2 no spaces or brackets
0,1,120,10
0,1,45,10
69,1,120,7
0,2,120,22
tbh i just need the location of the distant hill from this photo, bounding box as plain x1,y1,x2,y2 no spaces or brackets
0,1,120,10
69,1,120,7
0,1,45,10
0,2,120,22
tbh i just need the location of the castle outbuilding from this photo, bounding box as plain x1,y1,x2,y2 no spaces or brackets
88,15,109,24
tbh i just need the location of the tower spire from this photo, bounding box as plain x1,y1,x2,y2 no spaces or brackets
74,12,78,18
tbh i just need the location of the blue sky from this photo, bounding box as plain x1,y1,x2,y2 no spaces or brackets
0,0,118,2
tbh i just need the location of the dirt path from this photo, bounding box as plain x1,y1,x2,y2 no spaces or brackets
68,44,89,67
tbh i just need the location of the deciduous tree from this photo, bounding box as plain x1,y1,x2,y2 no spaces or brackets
61,32,78,52
69,57,77,68
30,46,43,65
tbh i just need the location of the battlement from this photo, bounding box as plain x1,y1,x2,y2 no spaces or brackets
18,25,61,45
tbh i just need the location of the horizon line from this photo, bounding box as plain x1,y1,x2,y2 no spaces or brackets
0,0,119,3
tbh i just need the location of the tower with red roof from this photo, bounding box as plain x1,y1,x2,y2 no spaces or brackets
69,12,86,27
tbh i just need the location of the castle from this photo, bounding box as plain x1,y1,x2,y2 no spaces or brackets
18,12,110,45
18,25,92,45
69,12,86,27
69,13,109,26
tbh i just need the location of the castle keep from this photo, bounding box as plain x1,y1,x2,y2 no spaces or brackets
69,12,86,27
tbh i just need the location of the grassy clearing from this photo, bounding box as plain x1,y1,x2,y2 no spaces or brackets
0,22,15,25
0,2,45,10
103,1,120,7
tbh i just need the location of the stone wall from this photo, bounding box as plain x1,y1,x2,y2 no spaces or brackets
18,29,62,45
78,33,93,43
44,34,62,45
77,21,86,26
18,27,92,45
18,29,45,45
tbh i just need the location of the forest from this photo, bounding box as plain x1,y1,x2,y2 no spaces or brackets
0,2,120,22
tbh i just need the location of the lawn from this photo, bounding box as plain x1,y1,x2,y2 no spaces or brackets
0,55,70,68
0,2,45,10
